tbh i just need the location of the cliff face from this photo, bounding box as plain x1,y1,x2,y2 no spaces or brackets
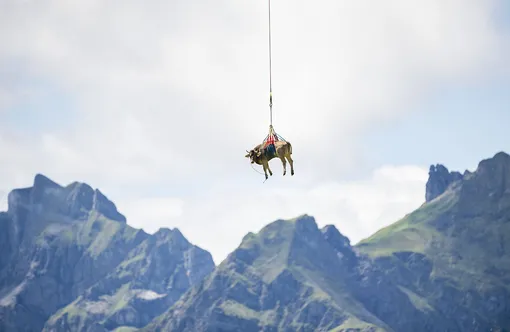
425,164,463,202
148,152,510,332
145,215,390,332
3,152,510,332
0,175,215,332
357,151,510,331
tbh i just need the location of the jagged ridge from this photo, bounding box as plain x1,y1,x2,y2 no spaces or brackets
0,174,215,332
2,151,510,331
145,215,427,331
148,151,510,332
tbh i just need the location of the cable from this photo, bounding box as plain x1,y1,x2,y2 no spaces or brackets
268,0,273,126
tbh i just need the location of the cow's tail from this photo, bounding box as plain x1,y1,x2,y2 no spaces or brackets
289,141,292,155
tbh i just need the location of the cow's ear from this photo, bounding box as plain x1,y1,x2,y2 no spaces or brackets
245,153,250,158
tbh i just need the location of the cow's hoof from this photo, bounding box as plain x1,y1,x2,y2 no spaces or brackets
291,171,294,176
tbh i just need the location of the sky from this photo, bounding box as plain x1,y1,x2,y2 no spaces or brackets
1,0,509,264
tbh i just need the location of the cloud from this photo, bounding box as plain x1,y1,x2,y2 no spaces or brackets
114,164,428,263
0,190,7,212
0,0,509,261
119,197,185,230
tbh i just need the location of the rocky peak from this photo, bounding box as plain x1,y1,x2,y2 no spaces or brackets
321,224,357,266
33,173,61,191
457,151,510,207
321,225,350,249
92,189,126,222
293,214,318,233
7,174,61,213
7,174,125,222
62,182,125,221
492,151,510,160
65,182,95,219
30,173,62,205
425,164,463,202
154,227,190,249
0,174,218,332
476,151,510,175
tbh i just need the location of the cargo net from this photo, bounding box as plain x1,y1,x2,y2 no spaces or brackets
262,125,287,147
261,125,287,158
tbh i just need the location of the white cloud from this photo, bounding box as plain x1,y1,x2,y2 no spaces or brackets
115,164,428,263
0,190,7,212
118,197,185,233
0,0,508,261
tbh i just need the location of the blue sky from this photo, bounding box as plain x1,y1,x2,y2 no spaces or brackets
365,74,510,174
1,0,509,263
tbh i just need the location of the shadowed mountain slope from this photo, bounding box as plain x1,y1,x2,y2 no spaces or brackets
2,151,510,331
0,175,214,332
146,152,510,332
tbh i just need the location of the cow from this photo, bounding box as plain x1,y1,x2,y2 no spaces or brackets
245,140,294,180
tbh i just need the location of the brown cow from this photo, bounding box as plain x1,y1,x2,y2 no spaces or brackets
245,141,294,180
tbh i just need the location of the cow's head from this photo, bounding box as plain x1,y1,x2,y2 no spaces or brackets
245,148,262,164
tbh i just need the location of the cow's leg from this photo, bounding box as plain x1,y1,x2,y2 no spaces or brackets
286,154,294,176
265,160,273,176
263,161,272,179
280,157,287,176
262,163,268,179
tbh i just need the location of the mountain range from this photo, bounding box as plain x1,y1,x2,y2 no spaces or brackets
1,152,510,331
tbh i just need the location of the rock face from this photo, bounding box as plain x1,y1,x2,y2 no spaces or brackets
425,164,463,202
43,227,214,332
357,151,510,331
0,175,214,332
145,215,390,332
147,152,510,332
3,151,510,332
144,216,454,332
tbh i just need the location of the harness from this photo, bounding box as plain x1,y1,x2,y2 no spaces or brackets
261,125,285,159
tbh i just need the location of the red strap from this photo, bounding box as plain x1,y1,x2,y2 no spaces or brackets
264,133,278,147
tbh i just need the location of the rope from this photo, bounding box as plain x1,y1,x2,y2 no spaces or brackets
261,131,287,145
268,0,273,126
251,163,268,183
248,0,278,185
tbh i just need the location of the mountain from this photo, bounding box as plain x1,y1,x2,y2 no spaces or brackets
2,151,510,331
144,215,392,331
146,151,510,332
43,227,214,332
0,174,215,332
357,151,510,330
